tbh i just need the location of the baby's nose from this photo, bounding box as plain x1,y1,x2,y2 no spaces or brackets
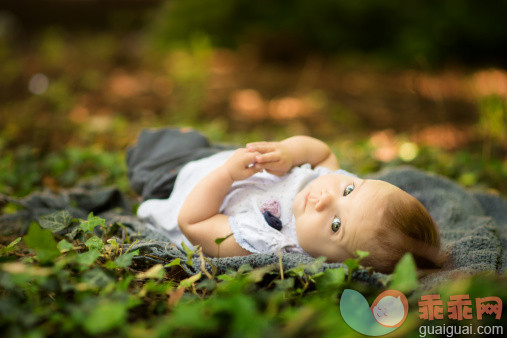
315,190,335,212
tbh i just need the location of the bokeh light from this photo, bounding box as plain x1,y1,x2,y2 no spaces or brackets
28,73,49,95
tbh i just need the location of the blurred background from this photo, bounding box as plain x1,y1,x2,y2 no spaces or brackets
0,0,505,198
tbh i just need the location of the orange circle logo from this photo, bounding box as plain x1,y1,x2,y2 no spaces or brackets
370,290,409,327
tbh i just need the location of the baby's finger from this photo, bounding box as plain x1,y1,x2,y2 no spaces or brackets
246,142,276,153
255,164,283,176
243,151,260,166
266,169,285,177
256,161,281,171
250,166,263,175
255,152,279,164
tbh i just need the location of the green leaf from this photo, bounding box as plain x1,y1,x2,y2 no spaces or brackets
274,277,295,291
214,233,233,245
307,256,326,274
314,268,346,291
237,264,253,274
81,268,114,288
389,253,419,292
79,212,105,233
164,258,181,268
344,258,359,280
113,249,139,268
85,236,104,251
287,266,305,278
39,210,73,233
354,250,370,260
248,264,277,283
65,225,83,241
0,237,21,256
140,279,173,295
181,241,194,267
115,275,134,291
196,278,217,291
75,249,101,268
83,301,127,335
179,272,202,288
136,264,165,279
103,261,117,269
57,239,74,252
107,238,118,247
343,250,368,280
7,237,21,248
23,223,61,263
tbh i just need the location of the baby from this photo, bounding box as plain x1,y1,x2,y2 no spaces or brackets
138,135,441,273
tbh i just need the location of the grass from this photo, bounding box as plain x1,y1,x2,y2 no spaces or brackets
0,214,505,337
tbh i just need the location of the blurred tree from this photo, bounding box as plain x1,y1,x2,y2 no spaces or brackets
146,0,507,67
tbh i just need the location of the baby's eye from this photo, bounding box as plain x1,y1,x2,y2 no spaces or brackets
331,217,341,232
343,184,355,196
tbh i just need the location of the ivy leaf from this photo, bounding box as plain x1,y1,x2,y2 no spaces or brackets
287,266,305,278
307,256,326,274
344,258,359,280
181,242,195,267
247,265,277,283
196,278,217,291
113,249,140,268
79,213,105,233
214,233,233,245
179,272,202,289
81,268,114,288
65,225,83,241
343,250,368,281
82,301,127,335
136,264,165,279
354,250,370,260
164,258,182,268
103,261,117,270
274,278,295,291
389,253,419,293
85,236,104,251
75,249,101,268
115,275,134,291
39,210,73,233
57,239,74,253
0,237,21,256
107,238,118,247
314,268,346,291
23,223,61,263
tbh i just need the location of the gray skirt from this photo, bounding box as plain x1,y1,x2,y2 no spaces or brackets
126,127,234,200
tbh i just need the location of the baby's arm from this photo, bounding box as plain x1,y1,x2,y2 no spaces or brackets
247,136,339,175
178,148,259,257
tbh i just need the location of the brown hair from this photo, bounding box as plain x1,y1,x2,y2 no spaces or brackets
360,189,443,274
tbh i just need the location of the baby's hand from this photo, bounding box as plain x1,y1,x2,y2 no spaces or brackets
223,148,261,181
246,141,293,176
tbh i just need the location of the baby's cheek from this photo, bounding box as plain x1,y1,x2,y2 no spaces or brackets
295,220,315,248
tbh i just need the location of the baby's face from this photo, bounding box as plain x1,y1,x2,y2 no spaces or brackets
293,174,403,261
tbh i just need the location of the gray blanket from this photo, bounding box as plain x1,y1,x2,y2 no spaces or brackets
2,128,505,289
